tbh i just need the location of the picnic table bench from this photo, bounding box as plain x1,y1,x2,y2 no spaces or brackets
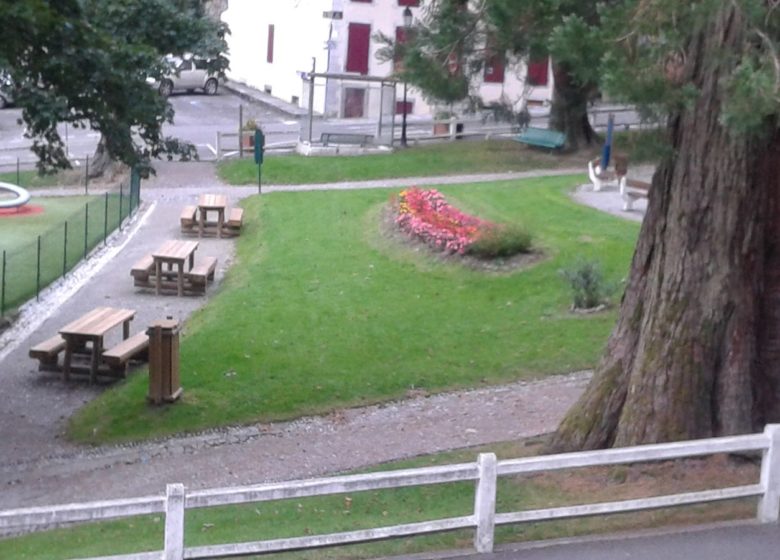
180,205,197,233
180,196,243,237
29,335,67,371
223,207,244,237
132,241,217,296
514,127,566,150
619,177,651,211
186,256,218,294
320,132,373,147
58,307,136,383
102,332,150,376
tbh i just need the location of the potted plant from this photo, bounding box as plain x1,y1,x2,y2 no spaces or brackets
433,110,452,136
242,118,257,148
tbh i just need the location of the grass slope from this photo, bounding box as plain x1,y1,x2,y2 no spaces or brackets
218,140,581,185
218,131,667,187
69,176,638,444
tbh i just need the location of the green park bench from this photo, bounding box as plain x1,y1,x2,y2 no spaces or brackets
514,127,566,150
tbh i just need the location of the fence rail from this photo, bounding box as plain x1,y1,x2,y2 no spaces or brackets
1,425,778,559
0,169,141,316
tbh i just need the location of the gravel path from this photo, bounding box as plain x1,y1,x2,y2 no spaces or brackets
0,163,638,510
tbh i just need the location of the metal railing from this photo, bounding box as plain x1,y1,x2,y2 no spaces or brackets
0,171,141,316
1,425,778,559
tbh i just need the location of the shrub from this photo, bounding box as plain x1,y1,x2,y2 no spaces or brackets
467,224,532,259
559,259,612,309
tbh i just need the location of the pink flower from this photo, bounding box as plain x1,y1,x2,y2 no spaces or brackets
395,188,495,254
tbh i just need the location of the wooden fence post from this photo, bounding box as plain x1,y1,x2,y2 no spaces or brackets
473,453,497,553
758,424,780,522
164,483,186,560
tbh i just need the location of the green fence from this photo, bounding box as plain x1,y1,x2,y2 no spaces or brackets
1,173,141,316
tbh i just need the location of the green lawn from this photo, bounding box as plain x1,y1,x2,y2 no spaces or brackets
218,140,584,185
69,176,639,444
0,169,82,189
0,439,755,560
218,132,666,186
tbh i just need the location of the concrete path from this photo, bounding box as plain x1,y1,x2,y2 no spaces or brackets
0,163,640,511
416,522,780,560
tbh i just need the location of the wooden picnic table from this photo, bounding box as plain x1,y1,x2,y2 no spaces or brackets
197,194,228,238
152,239,199,296
59,306,136,383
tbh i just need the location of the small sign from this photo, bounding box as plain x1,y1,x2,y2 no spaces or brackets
323,10,343,19
254,130,265,165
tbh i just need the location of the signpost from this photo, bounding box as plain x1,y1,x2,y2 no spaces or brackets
254,129,265,194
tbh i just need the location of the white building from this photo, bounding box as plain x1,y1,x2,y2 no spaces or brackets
221,0,553,120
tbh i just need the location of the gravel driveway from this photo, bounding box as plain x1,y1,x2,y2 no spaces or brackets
0,163,636,510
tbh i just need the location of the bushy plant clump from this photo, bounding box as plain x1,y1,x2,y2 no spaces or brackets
467,224,532,259
560,258,613,309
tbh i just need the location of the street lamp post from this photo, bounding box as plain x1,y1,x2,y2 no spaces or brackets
401,81,408,147
400,6,413,148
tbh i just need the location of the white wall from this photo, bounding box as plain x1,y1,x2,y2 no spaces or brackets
222,0,334,112
222,0,552,120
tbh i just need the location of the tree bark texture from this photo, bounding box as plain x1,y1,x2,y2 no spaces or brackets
89,136,113,179
549,63,598,151
549,6,780,451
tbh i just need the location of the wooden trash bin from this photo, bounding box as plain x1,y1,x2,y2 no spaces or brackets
147,318,182,404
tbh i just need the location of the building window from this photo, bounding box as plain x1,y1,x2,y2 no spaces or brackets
398,0,420,5
484,53,505,83
267,24,275,63
344,88,366,118
351,0,372,3
346,23,371,75
527,57,549,86
395,100,413,115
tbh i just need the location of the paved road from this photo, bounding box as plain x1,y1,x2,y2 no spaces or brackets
417,523,780,560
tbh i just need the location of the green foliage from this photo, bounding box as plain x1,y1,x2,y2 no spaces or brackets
559,258,613,310
0,0,229,173
600,0,780,138
467,223,533,259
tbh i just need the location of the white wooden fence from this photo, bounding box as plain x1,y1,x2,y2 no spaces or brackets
2,425,778,559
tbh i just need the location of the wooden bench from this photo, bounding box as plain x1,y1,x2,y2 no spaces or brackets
320,132,373,147
130,255,155,286
619,177,651,211
514,127,566,150
29,335,66,371
180,205,197,233
222,207,244,237
588,158,620,192
186,256,218,293
102,332,149,376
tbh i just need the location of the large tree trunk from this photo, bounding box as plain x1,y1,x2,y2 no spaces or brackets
549,63,598,151
88,135,114,179
549,6,780,451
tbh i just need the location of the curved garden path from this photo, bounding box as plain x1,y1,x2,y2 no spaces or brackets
0,162,640,510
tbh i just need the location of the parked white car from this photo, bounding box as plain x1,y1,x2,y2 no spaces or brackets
148,55,221,97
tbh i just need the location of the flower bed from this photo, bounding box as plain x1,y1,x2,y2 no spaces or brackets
395,188,495,254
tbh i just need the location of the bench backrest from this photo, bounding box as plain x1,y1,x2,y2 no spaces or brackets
517,127,566,148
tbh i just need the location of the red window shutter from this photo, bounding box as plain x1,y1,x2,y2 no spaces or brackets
398,0,420,6
267,25,275,63
394,26,407,69
484,54,504,83
527,58,549,86
395,100,413,115
346,23,371,75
